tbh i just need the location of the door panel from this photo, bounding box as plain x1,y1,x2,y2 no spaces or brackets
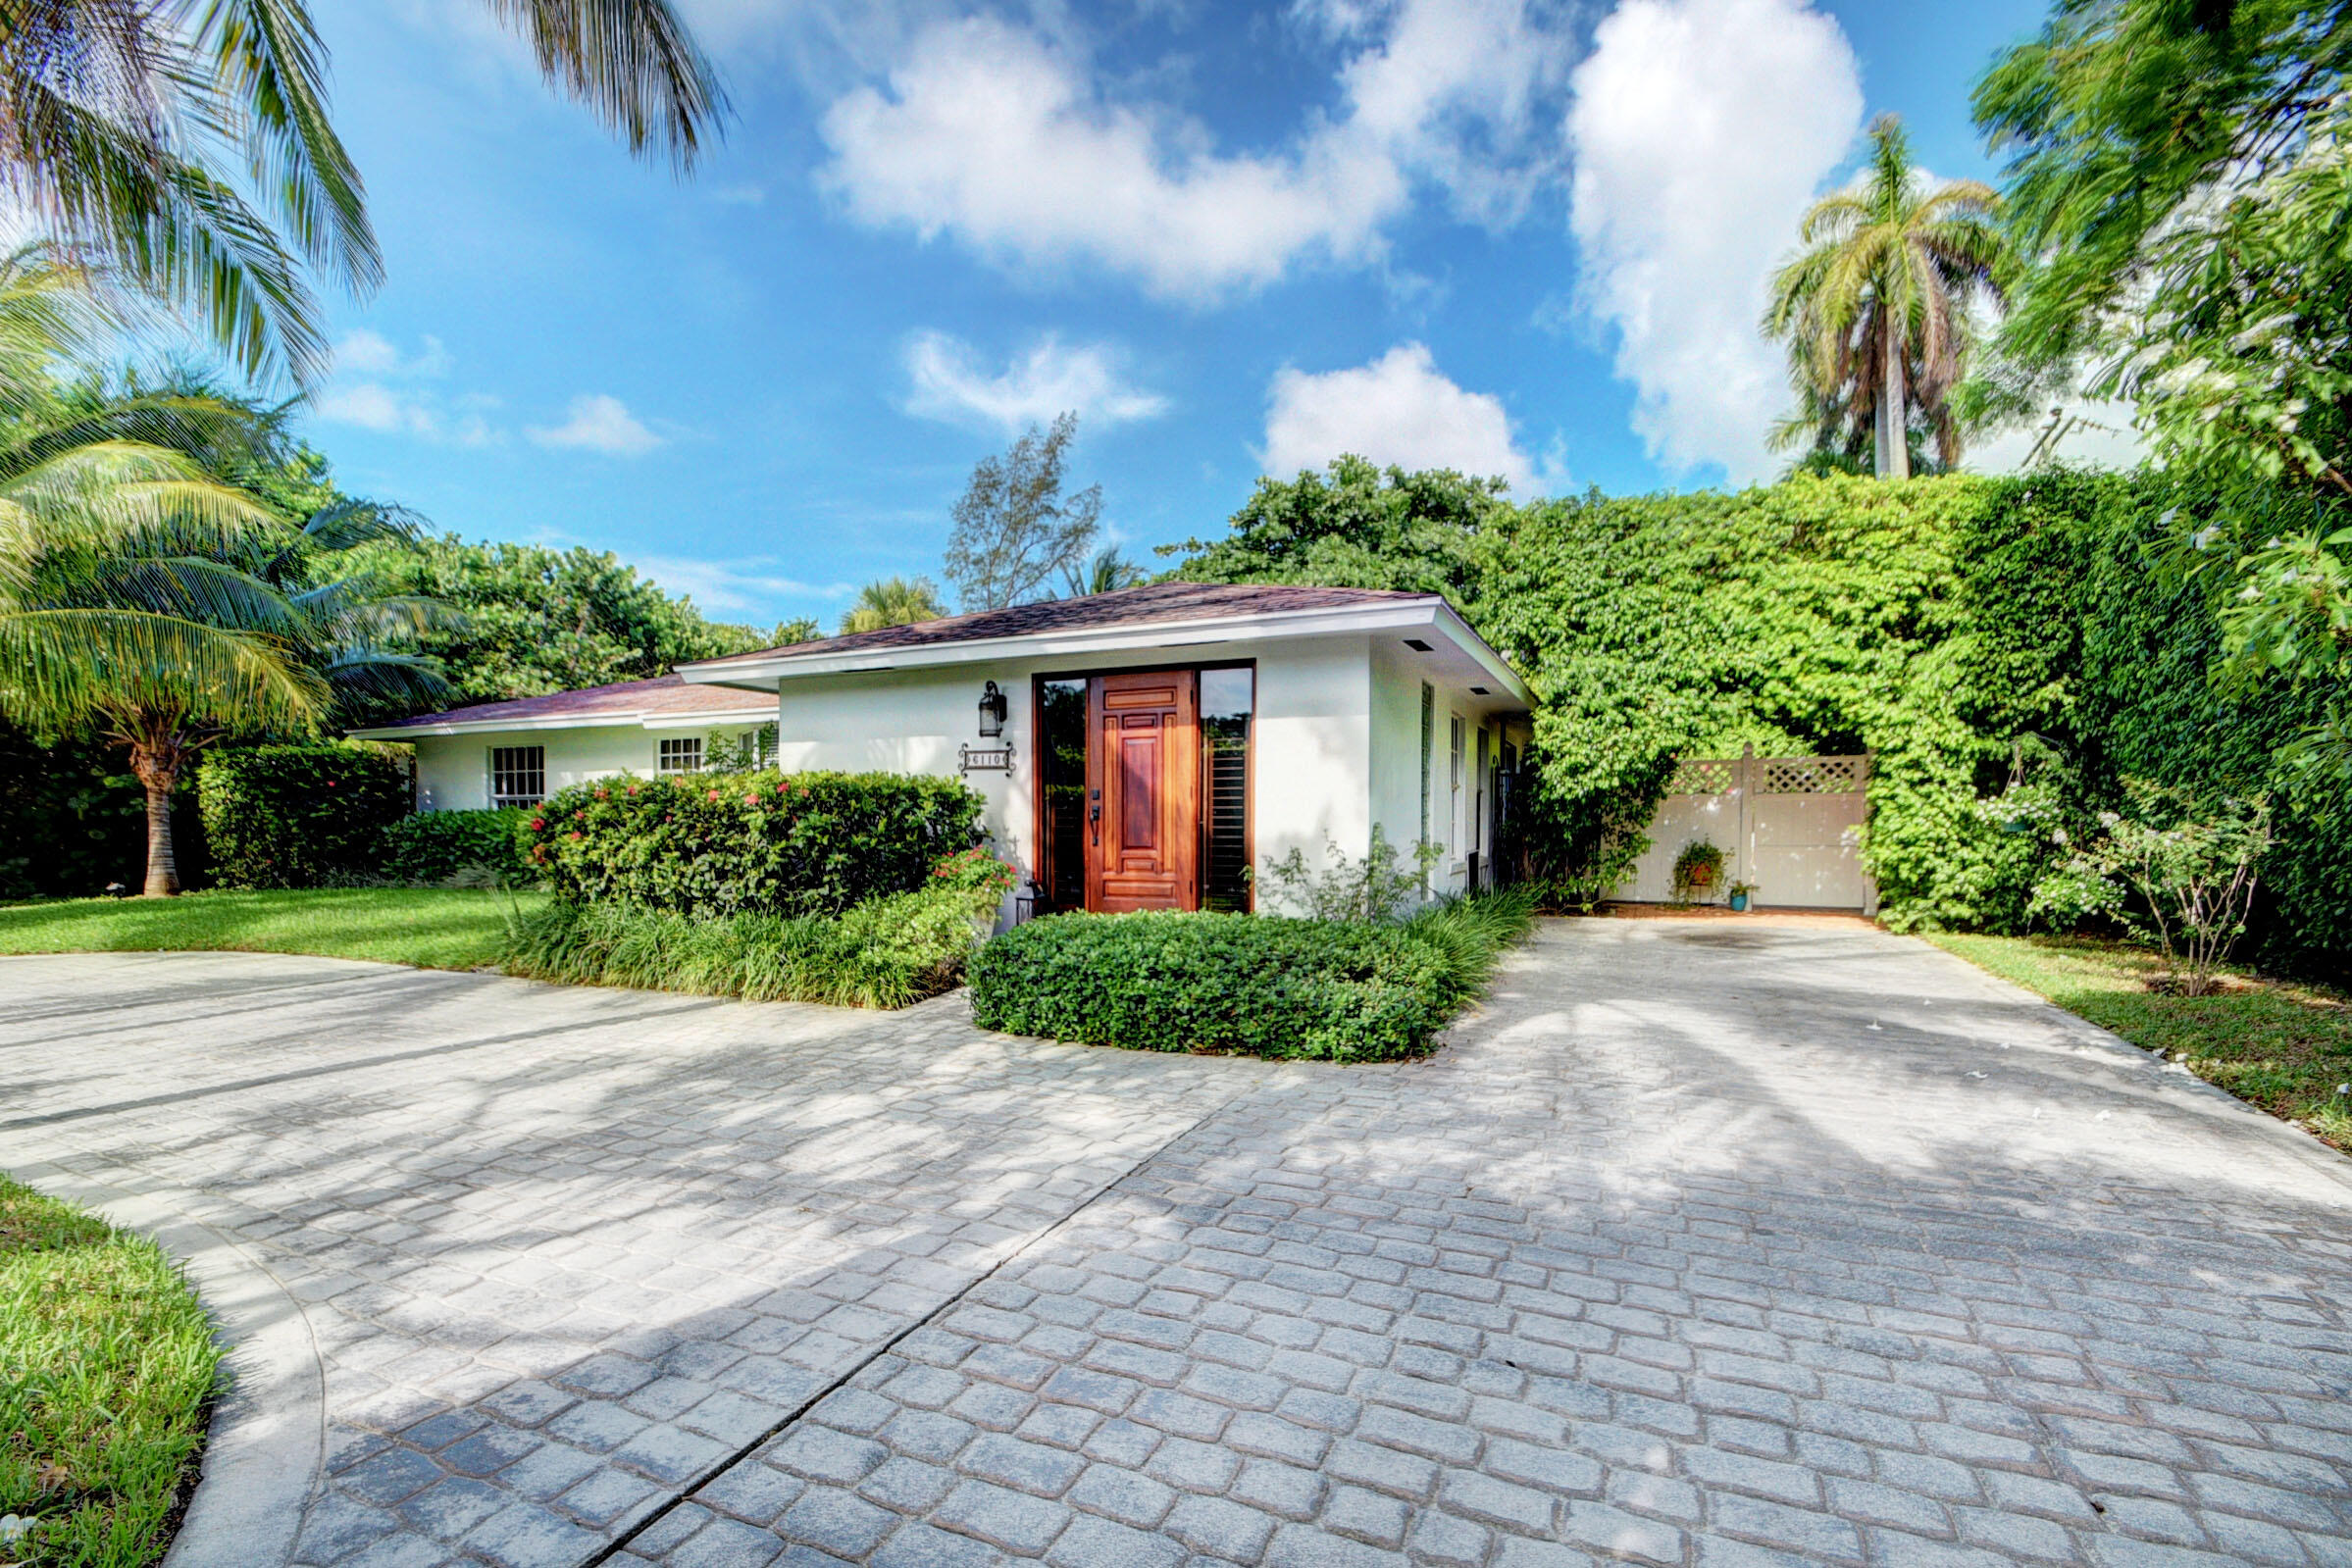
1087,670,1199,912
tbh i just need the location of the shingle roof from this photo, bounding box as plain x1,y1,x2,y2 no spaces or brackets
686,581,1438,668
360,673,772,731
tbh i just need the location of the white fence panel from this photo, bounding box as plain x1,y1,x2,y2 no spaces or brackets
1612,748,1876,912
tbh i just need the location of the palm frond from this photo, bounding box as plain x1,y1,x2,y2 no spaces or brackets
0,605,326,733
480,0,730,171
194,0,383,292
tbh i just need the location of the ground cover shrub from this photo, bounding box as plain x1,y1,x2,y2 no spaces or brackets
383,808,534,885
968,889,1534,1061
197,744,411,890
525,769,984,918
501,850,1012,1008
0,1174,221,1568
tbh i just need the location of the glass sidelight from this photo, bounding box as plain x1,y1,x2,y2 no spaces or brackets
1039,679,1088,912
1200,667,1253,911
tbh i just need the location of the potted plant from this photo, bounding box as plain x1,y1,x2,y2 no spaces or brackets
1669,840,1725,906
1727,880,1756,912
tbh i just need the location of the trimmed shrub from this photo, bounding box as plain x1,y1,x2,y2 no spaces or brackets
501,851,1014,1008
383,808,534,885
968,890,1535,1062
198,744,411,889
525,769,985,918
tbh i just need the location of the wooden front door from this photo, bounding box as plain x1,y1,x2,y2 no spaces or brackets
1087,670,1200,912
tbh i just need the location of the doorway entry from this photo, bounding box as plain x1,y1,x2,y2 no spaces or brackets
1036,666,1253,914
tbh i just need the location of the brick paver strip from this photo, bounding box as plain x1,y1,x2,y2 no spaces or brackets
6,922,2351,1567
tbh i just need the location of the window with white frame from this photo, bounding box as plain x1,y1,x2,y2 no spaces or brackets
657,736,704,775
1449,714,1465,863
489,745,544,807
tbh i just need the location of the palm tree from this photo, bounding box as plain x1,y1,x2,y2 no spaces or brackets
0,250,447,892
840,575,946,635
0,0,727,384
1062,546,1148,597
1764,115,2007,479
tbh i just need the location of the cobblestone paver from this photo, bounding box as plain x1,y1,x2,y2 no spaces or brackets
8,921,2352,1567
0,953,1268,1566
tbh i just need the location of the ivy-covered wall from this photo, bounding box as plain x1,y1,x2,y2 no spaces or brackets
1181,463,2349,978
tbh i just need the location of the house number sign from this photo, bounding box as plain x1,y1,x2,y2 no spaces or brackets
959,743,1014,775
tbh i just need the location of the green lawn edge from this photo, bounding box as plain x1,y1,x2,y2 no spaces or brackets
0,887,547,971
0,1175,222,1568
1923,931,2352,1154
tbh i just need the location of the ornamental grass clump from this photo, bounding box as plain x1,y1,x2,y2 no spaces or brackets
502,849,1012,1009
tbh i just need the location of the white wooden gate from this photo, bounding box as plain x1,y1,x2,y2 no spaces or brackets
1613,747,1876,912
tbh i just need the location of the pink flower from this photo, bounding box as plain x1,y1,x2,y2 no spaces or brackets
708,788,722,801
529,818,545,832
567,831,583,841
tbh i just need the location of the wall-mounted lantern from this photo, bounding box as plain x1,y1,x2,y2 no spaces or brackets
978,680,1008,738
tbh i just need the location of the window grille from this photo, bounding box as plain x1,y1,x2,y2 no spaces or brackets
657,737,704,775
489,745,544,807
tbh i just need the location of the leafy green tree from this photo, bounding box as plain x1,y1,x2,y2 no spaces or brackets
1975,0,2352,783
1174,456,1509,602
1765,115,2007,479
1,0,727,383
343,533,772,717
944,413,1101,610
841,575,947,634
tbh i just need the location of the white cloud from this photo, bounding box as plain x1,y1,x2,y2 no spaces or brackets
527,394,665,457
639,555,852,616
311,330,492,444
332,329,450,379
1261,342,1535,490
818,2,1573,301
1565,0,1864,481
902,331,1168,432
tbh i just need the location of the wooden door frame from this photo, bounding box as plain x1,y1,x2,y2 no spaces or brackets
1030,660,1253,915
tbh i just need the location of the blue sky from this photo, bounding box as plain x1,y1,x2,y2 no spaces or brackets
298,0,2056,632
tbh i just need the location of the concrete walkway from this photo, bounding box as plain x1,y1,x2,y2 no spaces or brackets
5,921,2350,1567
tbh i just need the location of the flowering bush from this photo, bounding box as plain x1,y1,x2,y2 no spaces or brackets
2031,781,2275,996
524,768,985,918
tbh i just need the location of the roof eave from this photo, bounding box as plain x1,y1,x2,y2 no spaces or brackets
346,705,772,740
678,600,1453,687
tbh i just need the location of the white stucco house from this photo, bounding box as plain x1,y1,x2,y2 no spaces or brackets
349,582,1534,914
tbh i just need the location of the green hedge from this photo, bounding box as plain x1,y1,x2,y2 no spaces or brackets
383,808,534,885
525,769,985,918
968,893,1533,1062
502,851,1013,1007
198,744,412,890
1182,462,2352,976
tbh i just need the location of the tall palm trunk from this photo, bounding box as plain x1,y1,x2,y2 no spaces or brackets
1877,313,1912,481
128,731,188,897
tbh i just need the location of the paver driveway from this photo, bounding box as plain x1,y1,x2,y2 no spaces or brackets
5,920,2351,1568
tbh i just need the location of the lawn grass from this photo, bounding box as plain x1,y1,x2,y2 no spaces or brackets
0,886,547,970
1924,932,2352,1153
0,1176,220,1568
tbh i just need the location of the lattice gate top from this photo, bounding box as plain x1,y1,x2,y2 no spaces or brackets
1665,751,1869,796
